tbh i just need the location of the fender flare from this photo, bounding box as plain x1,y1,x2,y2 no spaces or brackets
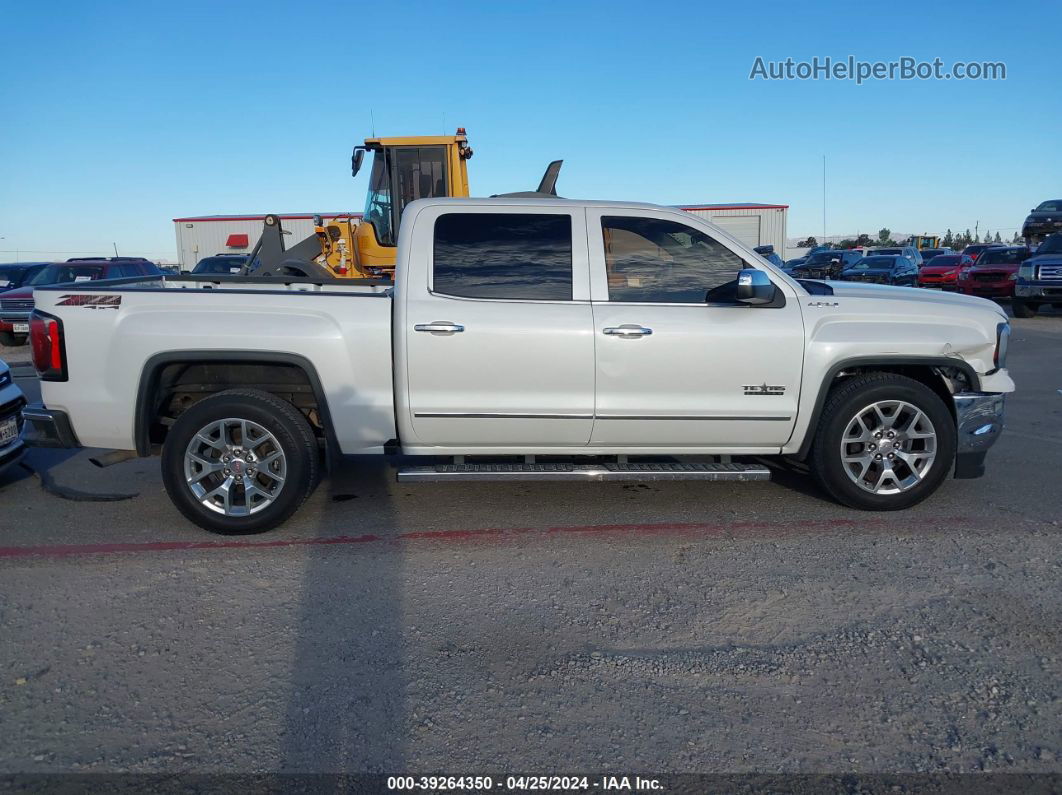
133,350,339,469
794,355,981,459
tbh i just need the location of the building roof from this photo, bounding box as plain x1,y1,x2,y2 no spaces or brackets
173,213,361,223
677,203,789,211
175,203,788,223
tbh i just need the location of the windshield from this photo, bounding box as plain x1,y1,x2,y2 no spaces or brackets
193,257,246,274
981,249,1028,265
873,248,901,255
29,264,105,285
1036,234,1062,254
363,145,449,249
926,255,960,267
363,150,394,247
852,256,895,270
806,252,842,265
1035,200,1062,212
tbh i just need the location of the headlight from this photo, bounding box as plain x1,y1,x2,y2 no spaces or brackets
994,322,1010,370
958,268,972,279
1017,263,1034,281
1008,272,1018,280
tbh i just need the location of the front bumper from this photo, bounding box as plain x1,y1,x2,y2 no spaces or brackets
958,280,1014,297
0,381,27,471
952,392,1005,479
917,278,958,290
1014,280,1062,300
22,404,80,448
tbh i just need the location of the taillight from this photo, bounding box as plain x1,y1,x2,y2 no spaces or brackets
30,310,68,381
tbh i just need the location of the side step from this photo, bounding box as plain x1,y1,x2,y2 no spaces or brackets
396,462,771,483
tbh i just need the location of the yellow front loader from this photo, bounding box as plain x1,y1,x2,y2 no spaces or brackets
247,129,561,280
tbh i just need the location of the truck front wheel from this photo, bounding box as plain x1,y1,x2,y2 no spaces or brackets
161,389,320,534
809,373,956,511
1011,299,1038,318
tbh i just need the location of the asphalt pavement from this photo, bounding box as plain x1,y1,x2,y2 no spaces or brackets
1,312,1060,777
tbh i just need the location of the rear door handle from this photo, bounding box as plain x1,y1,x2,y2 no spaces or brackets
603,325,652,338
414,322,465,334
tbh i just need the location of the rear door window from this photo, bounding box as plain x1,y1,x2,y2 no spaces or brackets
432,213,573,300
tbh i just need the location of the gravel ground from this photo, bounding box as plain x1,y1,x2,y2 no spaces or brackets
0,312,1060,777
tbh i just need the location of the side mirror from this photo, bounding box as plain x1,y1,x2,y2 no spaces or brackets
351,148,366,177
736,269,776,305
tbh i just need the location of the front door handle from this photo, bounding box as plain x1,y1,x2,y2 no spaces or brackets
414,321,465,334
603,325,652,338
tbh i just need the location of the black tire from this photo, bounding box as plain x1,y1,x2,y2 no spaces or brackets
1012,299,1038,318
809,373,956,511
161,389,320,534
1051,303,1062,310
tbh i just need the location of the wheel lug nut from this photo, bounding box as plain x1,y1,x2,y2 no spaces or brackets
868,443,876,450
875,432,882,439
875,454,882,460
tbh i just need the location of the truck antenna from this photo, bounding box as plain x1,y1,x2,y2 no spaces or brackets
113,242,119,257
370,109,376,138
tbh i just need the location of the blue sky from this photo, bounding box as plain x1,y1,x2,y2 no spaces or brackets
1,0,1058,261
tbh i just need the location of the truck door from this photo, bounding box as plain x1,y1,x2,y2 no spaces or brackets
586,208,804,449
401,206,595,447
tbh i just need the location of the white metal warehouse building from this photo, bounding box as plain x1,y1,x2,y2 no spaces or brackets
172,203,787,271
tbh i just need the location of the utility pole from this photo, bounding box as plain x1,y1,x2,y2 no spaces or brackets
975,220,979,242
822,155,827,243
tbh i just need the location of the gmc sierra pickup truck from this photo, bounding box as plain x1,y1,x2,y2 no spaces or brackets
23,198,1013,534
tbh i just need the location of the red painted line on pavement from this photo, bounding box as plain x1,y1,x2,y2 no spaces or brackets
0,516,972,560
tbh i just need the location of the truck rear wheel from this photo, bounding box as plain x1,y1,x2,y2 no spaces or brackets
809,373,956,511
161,389,320,534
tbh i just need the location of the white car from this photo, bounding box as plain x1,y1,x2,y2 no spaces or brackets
0,359,26,474
23,198,1014,533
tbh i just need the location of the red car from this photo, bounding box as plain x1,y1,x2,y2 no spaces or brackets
957,246,1032,298
0,258,161,345
917,253,972,290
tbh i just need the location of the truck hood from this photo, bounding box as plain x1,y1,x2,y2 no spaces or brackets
824,280,1008,318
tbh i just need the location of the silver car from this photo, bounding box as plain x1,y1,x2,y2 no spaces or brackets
0,358,26,474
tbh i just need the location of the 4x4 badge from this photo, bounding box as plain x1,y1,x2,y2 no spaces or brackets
743,383,786,396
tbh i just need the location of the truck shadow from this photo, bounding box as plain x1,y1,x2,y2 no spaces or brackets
279,398,407,773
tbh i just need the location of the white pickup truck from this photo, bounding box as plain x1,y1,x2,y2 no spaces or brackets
23,198,1013,533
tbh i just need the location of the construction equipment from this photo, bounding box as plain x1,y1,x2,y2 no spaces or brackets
246,129,562,280
912,235,941,250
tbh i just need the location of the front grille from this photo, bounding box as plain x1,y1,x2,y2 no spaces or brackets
973,271,1006,282
0,298,33,311
1037,264,1062,281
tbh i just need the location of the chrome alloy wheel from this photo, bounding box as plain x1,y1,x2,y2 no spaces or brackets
839,400,937,495
183,418,287,516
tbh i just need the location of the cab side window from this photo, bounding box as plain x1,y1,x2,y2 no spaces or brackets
433,213,573,301
601,216,747,303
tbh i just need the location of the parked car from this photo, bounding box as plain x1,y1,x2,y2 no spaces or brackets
839,255,920,285
785,244,833,269
24,197,1012,534
1013,232,1062,318
918,254,974,291
0,258,163,345
870,246,924,267
1021,199,1062,243
917,247,953,262
191,254,250,275
956,246,1032,299
752,245,784,269
790,249,863,280
0,358,27,474
959,243,1005,264
0,263,49,293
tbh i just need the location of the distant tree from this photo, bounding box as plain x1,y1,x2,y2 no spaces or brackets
1011,231,1022,244
983,229,992,244
878,228,891,244
797,236,817,248
837,238,859,249
966,228,974,245
943,228,954,247
855,233,874,247
994,231,1002,243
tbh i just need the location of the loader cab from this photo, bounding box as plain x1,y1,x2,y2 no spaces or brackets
353,130,473,269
